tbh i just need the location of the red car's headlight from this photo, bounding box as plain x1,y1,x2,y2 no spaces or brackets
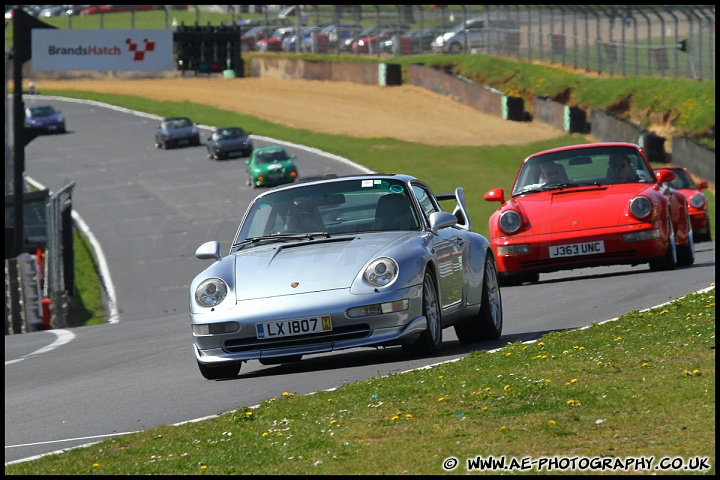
629,196,652,220
689,193,706,209
499,210,522,234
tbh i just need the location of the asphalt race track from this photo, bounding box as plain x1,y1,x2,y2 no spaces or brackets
5,97,715,464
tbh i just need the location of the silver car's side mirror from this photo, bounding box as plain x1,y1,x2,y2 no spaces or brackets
196,241,222,261
429,211,458,235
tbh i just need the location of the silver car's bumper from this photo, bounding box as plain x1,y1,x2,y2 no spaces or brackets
192,285,426,363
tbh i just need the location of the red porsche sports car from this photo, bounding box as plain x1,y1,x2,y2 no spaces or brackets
484,142,695,286
662,165,712,243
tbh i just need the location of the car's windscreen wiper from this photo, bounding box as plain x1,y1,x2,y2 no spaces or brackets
538,181,582,191
232,232,331,248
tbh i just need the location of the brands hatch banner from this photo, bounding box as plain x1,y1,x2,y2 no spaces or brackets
32,29,173,71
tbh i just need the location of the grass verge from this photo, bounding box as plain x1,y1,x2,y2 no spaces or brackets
5,288,715,474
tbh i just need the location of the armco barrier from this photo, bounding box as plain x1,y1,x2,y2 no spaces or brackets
407,64,524,121
671,137,715,187
532,97,588,134
590,110,667,164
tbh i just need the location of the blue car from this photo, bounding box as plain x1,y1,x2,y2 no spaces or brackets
24,105,66,134
206,126,254,160
154,116,201,149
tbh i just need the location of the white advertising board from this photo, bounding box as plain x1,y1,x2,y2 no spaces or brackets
31,29,174,71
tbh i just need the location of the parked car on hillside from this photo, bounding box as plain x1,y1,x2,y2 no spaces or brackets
662,165,712,242
245,146,298,188
154,116,200,149
240,25,272,51
24,105,66,134
189,173,503,379
206,126,253,160
256,26,297,52
282,25,324,53
380,25,445,54
311,23,362,53
431,17,519,54
484,142,695,286
352,25,411,54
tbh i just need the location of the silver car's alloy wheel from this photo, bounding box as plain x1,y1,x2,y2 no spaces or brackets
403,271,442,357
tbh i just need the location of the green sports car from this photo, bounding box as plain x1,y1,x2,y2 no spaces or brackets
245,146,298,188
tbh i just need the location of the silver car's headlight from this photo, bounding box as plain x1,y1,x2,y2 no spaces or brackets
689,193,706,209
499,210,522,234
195,278,228,307
629,196,652,220
364,257,398,287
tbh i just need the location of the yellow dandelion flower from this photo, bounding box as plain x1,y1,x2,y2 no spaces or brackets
391,415,399,421
548,419,556,425
642,362,649,367
562,350,569,354
262,432,269,437
278,433,283,437
246,411,253,417
438,375,443,379
499,426,506,431
538,342,545,347
545,379,551,383
503,384,511,391
570,378,577,384
597,361,602,365
578,346,585,350
541,354,548,359
614,336,622,341
330,419,338,424
485,387,492,391
522,346,528,350
200,465,208,470
405,414,413,419
327,398,332,403
647,323,652,327
93,463,100,468
481,406,488,411
567,399,580,406
693,369,700,374
506,352,512,356
438,397,446,402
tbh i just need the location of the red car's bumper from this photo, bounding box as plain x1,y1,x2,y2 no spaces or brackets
492,223,669,275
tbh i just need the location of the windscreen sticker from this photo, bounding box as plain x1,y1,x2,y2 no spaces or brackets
389,185,404,193
362,180,374,187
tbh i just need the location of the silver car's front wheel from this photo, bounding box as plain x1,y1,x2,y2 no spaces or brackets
403,271,442,357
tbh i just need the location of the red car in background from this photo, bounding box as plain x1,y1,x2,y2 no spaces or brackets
663,165,712,242
256,26,297,52
484,142,694,286
241,26,272,52
351,25,410,54
81,5,156,16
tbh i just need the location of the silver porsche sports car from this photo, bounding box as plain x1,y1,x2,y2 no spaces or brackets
190,173,503,380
